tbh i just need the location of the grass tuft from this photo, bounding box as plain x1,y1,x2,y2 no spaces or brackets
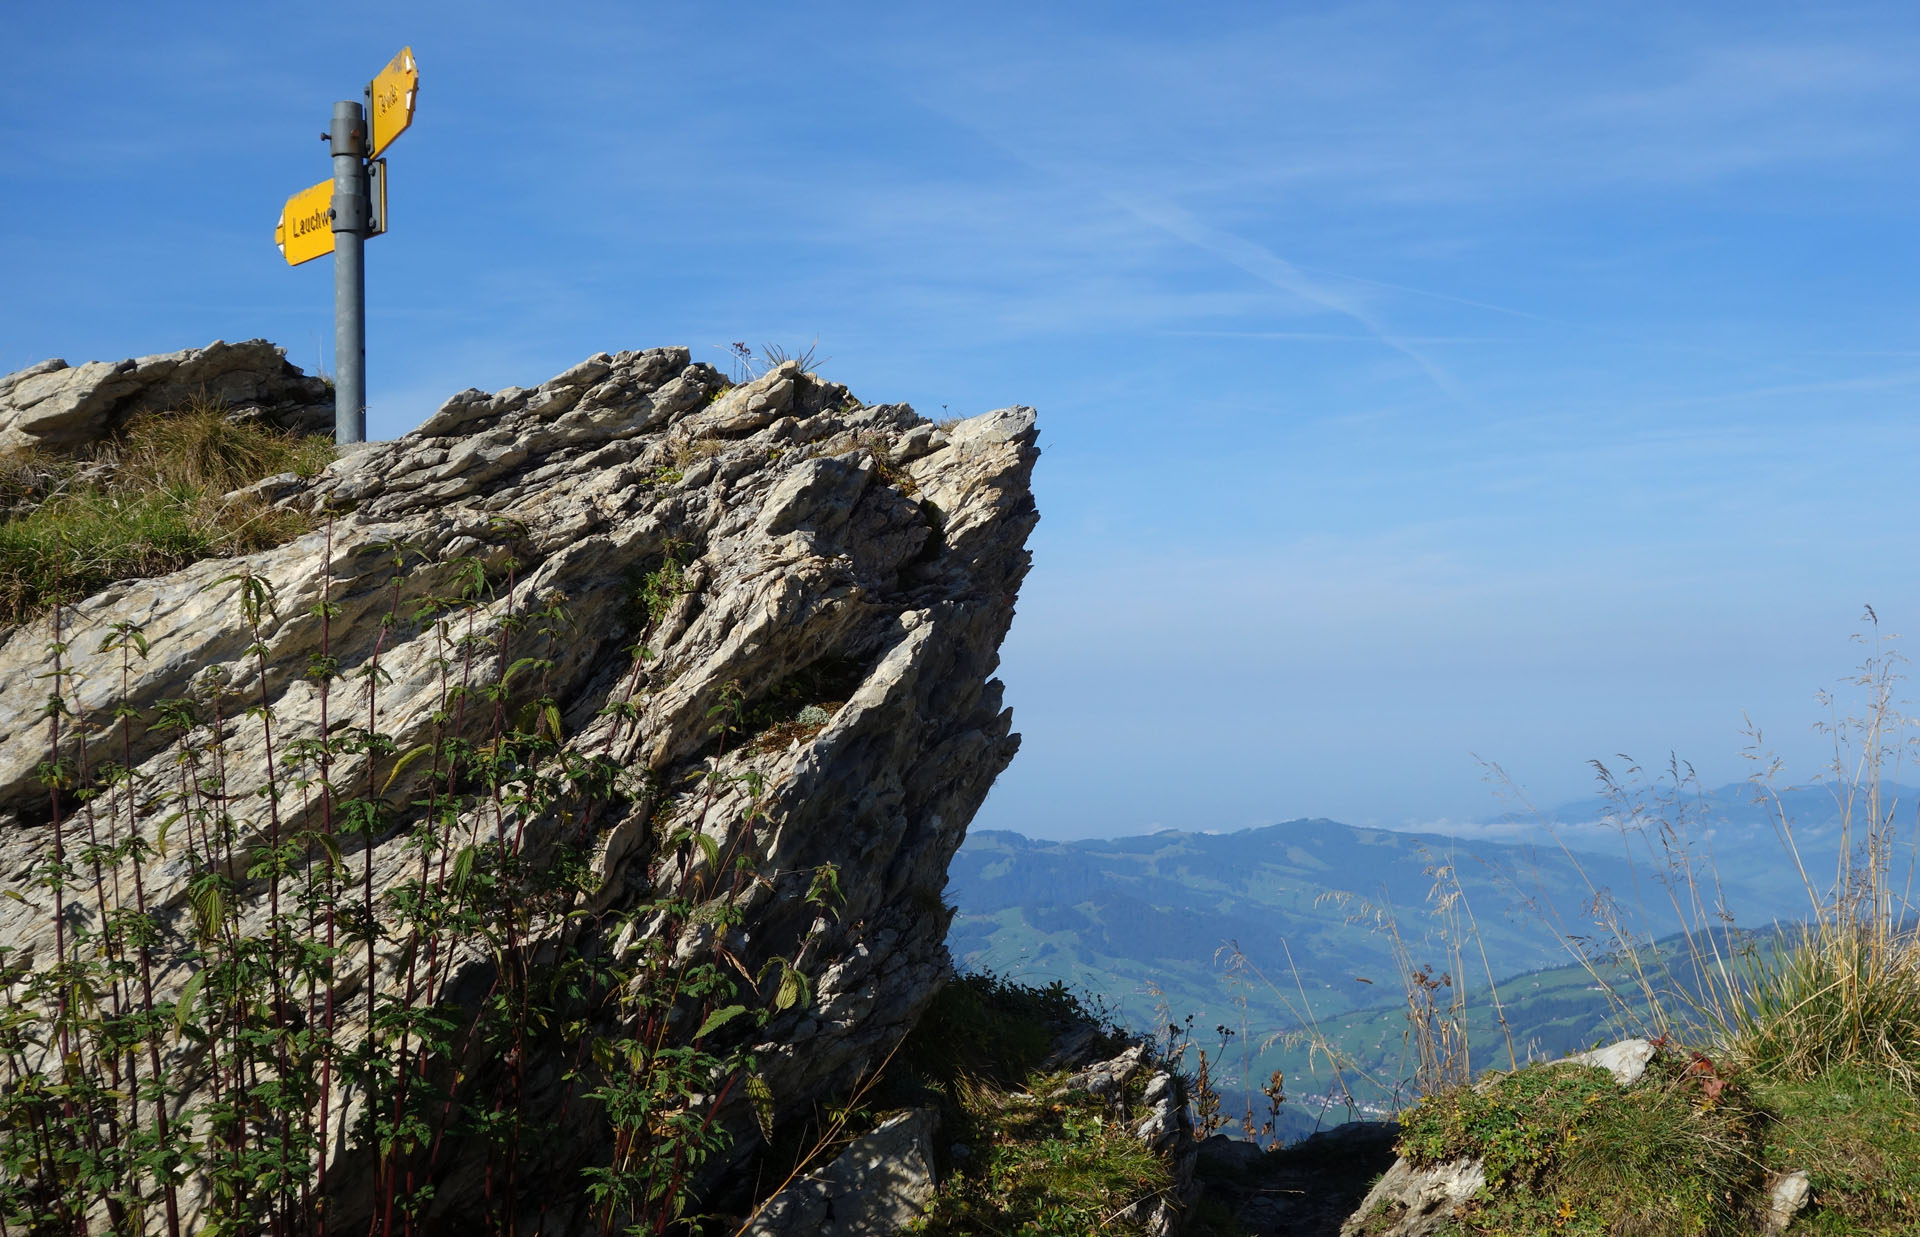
886,973,1176,1236
109,404,333,493
1395,1051,1761,1236
0,402,332,627
1720,924,1920,1090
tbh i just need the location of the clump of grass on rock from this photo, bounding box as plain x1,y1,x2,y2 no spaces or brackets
888,973,1181,1237
0,401,332,627
1386,1052,1760,1236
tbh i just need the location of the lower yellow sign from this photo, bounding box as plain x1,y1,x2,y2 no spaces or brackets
275,179,335,266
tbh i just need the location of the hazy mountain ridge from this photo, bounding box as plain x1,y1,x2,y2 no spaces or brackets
949,818,1648,1034
945,787,1903,1107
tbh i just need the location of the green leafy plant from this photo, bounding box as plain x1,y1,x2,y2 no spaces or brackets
0,517,842,1235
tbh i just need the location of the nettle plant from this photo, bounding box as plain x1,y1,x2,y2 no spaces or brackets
0,521,838,1236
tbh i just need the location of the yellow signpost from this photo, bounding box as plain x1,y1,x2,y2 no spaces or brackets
275,178,337,267
277,46,417,442
368,47,418,159
275,164,388,267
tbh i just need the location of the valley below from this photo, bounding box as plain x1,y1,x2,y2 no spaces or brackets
945,783,1893,1131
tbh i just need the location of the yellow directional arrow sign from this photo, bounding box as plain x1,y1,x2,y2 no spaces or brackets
368,46,418,159
275,179,335,266
274,165,389,266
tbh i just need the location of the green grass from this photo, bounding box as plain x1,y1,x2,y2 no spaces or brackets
1756,1068,1920,1234
1387,1052,1759,1236
0,406,331,626
910,1081,1171,1237
1717,922,1920,1089
886,973,1179,1237
1378,1047,1920,1235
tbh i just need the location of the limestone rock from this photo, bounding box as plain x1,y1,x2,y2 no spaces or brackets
739,1108,940,1236
1059,1042,1150,1100
0,345,1039,1231
1567,1036,1655,1085
1338,1038,1661,1236
0,339,332,454
1340,1156,1486,1237
1761,1169,1811,1235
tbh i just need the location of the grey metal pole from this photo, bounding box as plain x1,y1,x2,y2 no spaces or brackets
330,101,369,444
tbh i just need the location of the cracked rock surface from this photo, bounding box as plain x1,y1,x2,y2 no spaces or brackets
0,338,332,454
0,345,1038,1230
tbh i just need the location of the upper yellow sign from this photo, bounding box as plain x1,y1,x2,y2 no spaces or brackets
368,47,418,159
275,178,335,267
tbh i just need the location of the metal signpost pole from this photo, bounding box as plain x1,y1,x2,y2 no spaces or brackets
329,101,369,444
280,52,412,436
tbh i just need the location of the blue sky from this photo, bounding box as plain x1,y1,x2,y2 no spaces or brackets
7,2,1920,839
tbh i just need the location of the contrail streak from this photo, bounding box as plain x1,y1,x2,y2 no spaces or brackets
1112,194,1467,401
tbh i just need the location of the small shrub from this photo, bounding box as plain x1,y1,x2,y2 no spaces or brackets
852,431,919,497
0,553,836,1234
636,550,693,629
902,973,1116,1091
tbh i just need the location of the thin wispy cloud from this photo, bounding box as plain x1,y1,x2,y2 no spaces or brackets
9,0,1920,836
1107,195,1470,402
1647,368,1920,409
1164,329,1507,346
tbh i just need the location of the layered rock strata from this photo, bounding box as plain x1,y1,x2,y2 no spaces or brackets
0,345,1039,1230
0,339,333,454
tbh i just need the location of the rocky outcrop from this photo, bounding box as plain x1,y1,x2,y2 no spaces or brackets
1051,1043,1200,1237
1196,1122,1400,1237
1566,1036,1655,1085
1341,1153,1485,1237
0,338,332,454
740,1109,941,1236
1337,1038,1815,1237
0,345,1038,1231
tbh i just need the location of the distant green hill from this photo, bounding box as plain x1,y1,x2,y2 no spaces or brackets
949,819,1661,1026
942,796,1865,1121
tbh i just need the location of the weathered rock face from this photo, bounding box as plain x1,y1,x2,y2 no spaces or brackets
0,338,333,454
0,344,1038,1230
